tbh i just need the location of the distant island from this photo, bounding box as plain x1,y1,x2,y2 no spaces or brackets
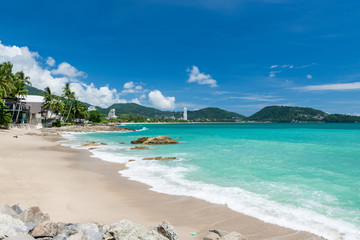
26,85,360,123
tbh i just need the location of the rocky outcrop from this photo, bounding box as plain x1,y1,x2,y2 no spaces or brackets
131,146,150,150
131,137,149,144
31,221,58,237
16,207,50,225
109,219,167,240
0,203,183,240
142,157,176,161
153,221,178,240
131,136,178,145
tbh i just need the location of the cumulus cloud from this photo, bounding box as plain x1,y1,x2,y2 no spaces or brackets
294,82,360,91
124,81,134,89
131,98,141,104
0,41,126,107
187,66,218,87
148,90,175,109
51,62,86,78
46,57,55,67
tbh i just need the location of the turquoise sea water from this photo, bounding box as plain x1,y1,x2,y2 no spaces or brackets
62,123,360,240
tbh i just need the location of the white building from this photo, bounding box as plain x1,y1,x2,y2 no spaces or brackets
21,95,44,124
183,107,188,121
108,108,116,118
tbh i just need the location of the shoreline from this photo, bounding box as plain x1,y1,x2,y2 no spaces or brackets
0,128,323,240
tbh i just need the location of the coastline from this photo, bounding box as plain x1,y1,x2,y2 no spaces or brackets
0,128,323,240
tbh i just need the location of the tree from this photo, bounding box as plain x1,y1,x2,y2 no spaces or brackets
88,110,102,123
62,83,75,122
0,62,15,98
0,100,11,128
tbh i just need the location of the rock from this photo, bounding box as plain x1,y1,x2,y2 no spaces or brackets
0,213,30,239
31,221,58,237
11,205,22,215
3,234,35,240
88,147,98,150
131,137,149,144
83,143,100,147
209,230,227,238
131,146,150,150
16,207,50,225
53,233,68,240
34,237,52,240
142,157,176,161
220,232,248,240
100,143,108,145
67,223,102,240
143,136,178,145
119,142,125,144
142,157,163,161
128,160,136,162
109,219,167,240
0,204,17,216
153,221,178,240
57,223,78,235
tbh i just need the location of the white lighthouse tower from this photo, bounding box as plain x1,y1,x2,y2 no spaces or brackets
183,107,188,121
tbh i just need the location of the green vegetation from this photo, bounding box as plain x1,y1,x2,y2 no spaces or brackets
187,107,245,122
0,62,31,128
88,110,102,123
248,106,326,122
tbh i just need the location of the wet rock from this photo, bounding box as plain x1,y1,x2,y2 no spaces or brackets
16,207,50,225
109,219,167,240
131,137,149,144
143,136,178,145
153,221,178,240
88,147,98,150
142,157,176,161
31,221,58,238
131,146,150,150
100,143,108,145
0,204,16,216
83,143,100,147
128,160,136,162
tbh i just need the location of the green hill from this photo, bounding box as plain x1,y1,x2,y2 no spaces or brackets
96,103,173,118
27,85,45,95
188,107,245,122
248,106,327,122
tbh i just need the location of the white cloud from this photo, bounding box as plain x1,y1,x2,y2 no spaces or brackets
269,70,281,78
46,57,55,67
307,74,312,79
124,81,134,89
0,41,127,107
148,90,175,109
131,98,141,104
294,82,360,91
135,85,143,90
269,64,294,69
51,62,86,78
187,66,218,87
229,95,285,102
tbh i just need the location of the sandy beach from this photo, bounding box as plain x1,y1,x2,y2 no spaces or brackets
0,128,322,240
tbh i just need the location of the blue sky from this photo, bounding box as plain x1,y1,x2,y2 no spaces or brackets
1,0,360,115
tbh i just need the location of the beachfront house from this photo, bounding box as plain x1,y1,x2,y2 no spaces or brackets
3,95,44,125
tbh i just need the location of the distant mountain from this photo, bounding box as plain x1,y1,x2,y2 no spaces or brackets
248,106,327,122
248,106,360,123
27,85,45,95
97,103,173,118
187,107,245,121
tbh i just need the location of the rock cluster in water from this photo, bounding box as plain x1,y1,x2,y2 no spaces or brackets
0,203,178,240
131,136,178,145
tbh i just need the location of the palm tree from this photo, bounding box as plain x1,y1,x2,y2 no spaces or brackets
42,87,55,121
0,100,11,128
0,62,15,98
62,83,75,122
53,96,65,120
12,79,29,123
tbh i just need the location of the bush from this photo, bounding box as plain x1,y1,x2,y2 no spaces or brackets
89,110,102,123
52,119,62,127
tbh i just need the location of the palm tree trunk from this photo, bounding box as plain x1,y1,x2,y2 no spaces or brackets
15,101,21,124
65,101,73,122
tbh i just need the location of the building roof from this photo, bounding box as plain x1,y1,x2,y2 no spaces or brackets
21,95,44,103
